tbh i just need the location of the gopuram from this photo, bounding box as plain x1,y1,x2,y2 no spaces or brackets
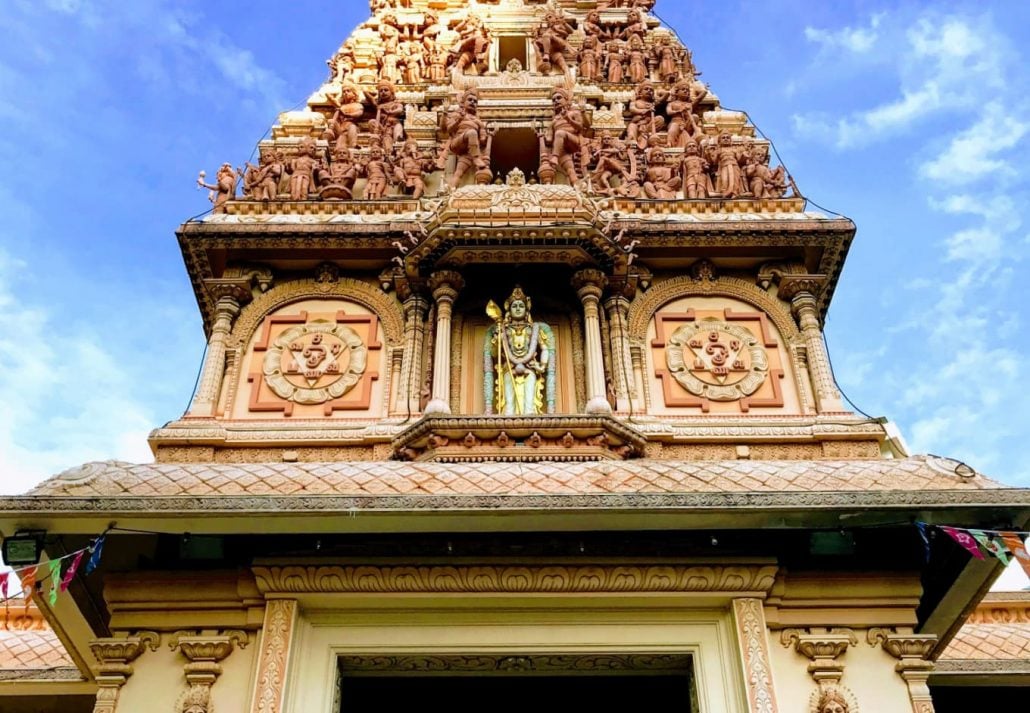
1,2,1028,712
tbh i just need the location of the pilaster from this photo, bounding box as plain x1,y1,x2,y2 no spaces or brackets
732,599,780,713
572,269,611,415
251,600,300,713
424,270,464,415
779,275,845,413
397,294,430,415
188,280,250,417
604,295,633,411
869,629,939,713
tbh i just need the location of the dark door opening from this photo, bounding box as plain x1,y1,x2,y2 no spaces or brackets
490,127,541,184
498,35,528,70
340,674,698,713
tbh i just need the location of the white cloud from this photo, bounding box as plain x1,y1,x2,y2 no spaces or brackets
793,14,1010,148
0,247,155,495
805,14,883,54
921,103,1030,184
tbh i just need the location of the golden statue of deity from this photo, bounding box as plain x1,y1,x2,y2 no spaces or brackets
485,287,557,416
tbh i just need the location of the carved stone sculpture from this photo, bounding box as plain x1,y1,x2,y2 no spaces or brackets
360,146,393,200
604,39,625,83
666,79,700,148
286,139,320,200
745,145,789,199
643,149,680,199
326,85,365,151
438,89,492,190
449,13,491,76
197,163,237,213
707,132,747,199
625,81,665,150
681,139,711,199
394,140,434,199
816,688,850,713
626,34,649,85
485,286,556,416
318,147,358,200
547,88,590,184
578,35,602,83
533,9,576,76
590,131,635,195
373,80,406,154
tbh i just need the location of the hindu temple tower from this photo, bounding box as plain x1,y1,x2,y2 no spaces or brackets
1,2,1027,712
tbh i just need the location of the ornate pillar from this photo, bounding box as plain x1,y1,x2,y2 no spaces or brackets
779,276,845,413
573,269,612,414
732,599,780,713
869,629,938,713
89,632,159,713
189,280,251,417
780,627,858,710
251,600,300,713
604,295,633,411
396,294,430,415
424,270,464,415
171,630,248,713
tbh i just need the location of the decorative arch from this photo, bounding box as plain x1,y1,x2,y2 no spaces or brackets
627,276,799,343
230,278,405,349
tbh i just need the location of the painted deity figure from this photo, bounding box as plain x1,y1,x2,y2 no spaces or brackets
485,287,556,416
438,89,492,189
547,88,591,183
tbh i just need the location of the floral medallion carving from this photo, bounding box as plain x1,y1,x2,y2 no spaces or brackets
665,320,770,402
249,311,381,416
262,322,369,404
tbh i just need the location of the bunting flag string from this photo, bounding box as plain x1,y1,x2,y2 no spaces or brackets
920,523,1030,577
0,532,108,609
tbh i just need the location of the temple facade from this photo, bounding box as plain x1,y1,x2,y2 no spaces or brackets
1,1,1028,711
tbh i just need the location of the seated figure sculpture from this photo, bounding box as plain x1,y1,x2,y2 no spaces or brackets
484,287,557,416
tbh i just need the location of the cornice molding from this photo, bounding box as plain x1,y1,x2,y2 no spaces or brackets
252,564,779,595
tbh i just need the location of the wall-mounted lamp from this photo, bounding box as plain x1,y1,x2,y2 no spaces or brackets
2,531,46,566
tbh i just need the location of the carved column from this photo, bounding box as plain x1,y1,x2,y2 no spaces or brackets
171,630,248,713
189,280,251,417
732,599,780,713
397,294,430,415
424,271,464,415
604,295,634,411
89,632,159,713
251,600,300,713
573,269,612,414
781,627,858,709
631,340,651,414
869,629,938,713
779,276,845,413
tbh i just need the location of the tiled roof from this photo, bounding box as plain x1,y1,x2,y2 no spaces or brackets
940,592,1030,668
0,601,75,674
27,455,1004,499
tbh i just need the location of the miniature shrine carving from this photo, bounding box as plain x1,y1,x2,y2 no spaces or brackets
484,287,557,416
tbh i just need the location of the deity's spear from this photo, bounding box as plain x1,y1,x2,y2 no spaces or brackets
486,300,523,415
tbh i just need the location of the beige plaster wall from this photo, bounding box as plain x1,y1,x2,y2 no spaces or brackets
768,631,914,713
117,631,259,713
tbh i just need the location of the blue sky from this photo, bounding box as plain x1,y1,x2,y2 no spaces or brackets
0,0,1028,503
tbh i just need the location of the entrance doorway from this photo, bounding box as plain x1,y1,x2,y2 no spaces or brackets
337,655,700,713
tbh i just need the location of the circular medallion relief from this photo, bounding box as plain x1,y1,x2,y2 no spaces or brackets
665,320,769,402
262,321,368,405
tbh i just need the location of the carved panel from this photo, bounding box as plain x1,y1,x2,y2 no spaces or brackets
247,310,381,416
253,564,779,595
251,600,298,713
732,599,779,713
652,309,786,413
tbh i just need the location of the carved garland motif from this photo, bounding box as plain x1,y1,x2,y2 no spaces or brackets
336,654,694,674
253,565,779,595
252,600,298,713
732,599,779,713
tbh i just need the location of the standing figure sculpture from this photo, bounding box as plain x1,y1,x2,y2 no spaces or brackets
438,89,492,190
707,132,747,198
546,88,591,184
485,287,557,416
373,80,406,154
326,84,365,152
197,163,237,213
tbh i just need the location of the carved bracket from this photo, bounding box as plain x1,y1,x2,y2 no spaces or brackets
89,632,159,713
780,628,857,683
867,629,938,713
171,631,249,713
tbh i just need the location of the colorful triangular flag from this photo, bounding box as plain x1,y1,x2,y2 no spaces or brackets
940,526,985,560
60,551,86,593
999,532,1030,578
85,536,105,576
48,560,62,605
0,572,8,600
970,530,1010,566
20,566,37,600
